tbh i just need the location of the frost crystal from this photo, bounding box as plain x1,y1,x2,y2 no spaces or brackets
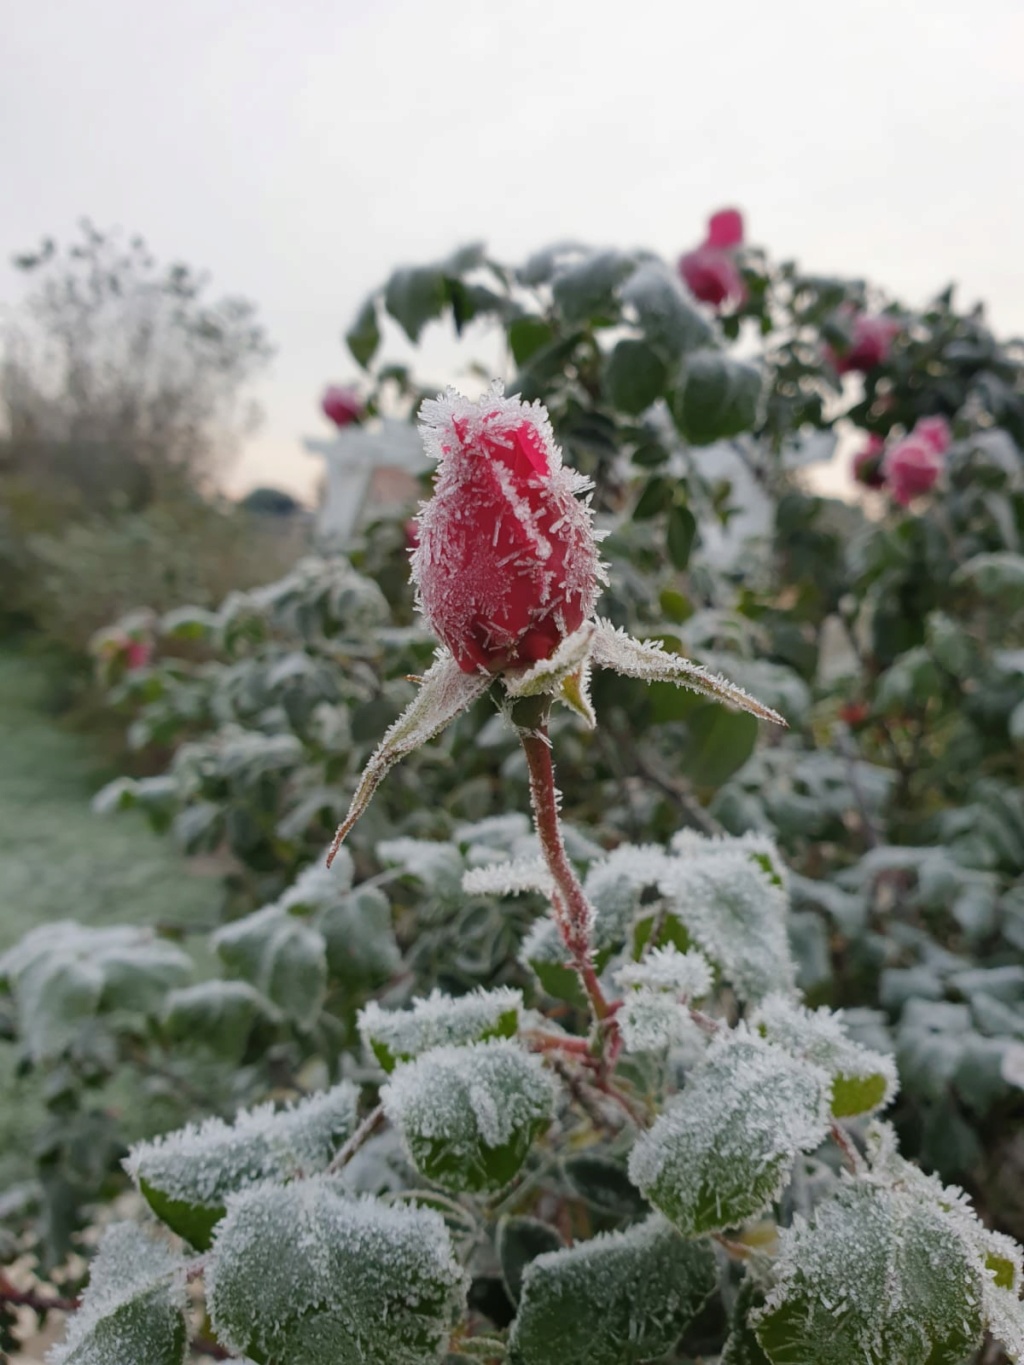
359,987,523,1070
670,827,788,888
462,857,555,899
49,1222,186,1365
629,1030,831,1235
381,1039,556,1192
582,844,671,949
753,993,898,1117
658,845,795,1002
206,1180,467,1365
508,1214,716,1365
617,990,702,1054
125,1082,358,1248
616,943,713,998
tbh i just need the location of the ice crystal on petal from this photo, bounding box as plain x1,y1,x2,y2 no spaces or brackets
616,943,713,998
49,1222,187,1365
359,987,523,1070
628,1030,831,1235
381,1039,556,1192
206,1180,467,1365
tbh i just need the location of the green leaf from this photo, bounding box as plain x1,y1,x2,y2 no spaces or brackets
441,241,487,275
161,980,276,1063
667,502,697,569
629,1033,830,1235
673,350,761,445
212,905,327,1027
561,1153,649,1218
604,339,668,415
632,476,673,520
508,316,555,367
507,1215,715,1365
346,295,381,369
497,1216,564,1304
621,260,716,358
381,1040,555,1193
754,1181,985,1365
551,250,632,324
359,987,523,1070
953,551,1024,600
680,704,758,786
207,1181,467,1365
384,266,447,342
50,1223,187,1365
159,604,219,640
126,1083,359,1250
320,884,401,987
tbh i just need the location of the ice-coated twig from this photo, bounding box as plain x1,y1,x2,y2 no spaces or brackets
326,1103,386,1174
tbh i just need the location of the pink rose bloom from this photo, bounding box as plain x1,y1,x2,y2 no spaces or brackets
884,434,943,506
678,206,747,309
852,433,886,489
829,314,900,375
124,639,153,671
913,415,952,455
321,385,363,428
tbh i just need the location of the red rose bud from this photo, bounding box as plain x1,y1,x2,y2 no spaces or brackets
852,433,887,489
321,384,364,427
410,387,604,674
839,701,870,727
678,206,747,309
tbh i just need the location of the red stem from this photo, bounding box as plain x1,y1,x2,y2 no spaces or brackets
519,725,610,1023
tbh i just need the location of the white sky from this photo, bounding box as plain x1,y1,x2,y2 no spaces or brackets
3,0,1022,502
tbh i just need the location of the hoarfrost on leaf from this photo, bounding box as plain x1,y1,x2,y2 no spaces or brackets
628,1030,831,1235
462,857,554,899
507,1214,716,1365
359,987,523,1071
582,843,672,951
658,844,795,1003
378,836,468,898
752,993,898,1117
206,1179,467,1365
49,1222,187,1365
211,903,327,1026
753,1180,987,1365
125,1081,359,1248
670,827,789,888
381,1038,556,1192
617,989,703,1054
615,943,713,998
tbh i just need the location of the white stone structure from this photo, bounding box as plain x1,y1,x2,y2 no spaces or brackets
303,419,431,545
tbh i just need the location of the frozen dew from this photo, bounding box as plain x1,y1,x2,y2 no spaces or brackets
381,1038,556,1193
462,857,555,899
616,943,713,998
359,987,524,1071
617,989,703,1054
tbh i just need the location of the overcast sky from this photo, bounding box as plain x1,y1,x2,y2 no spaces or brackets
3,0,1022,501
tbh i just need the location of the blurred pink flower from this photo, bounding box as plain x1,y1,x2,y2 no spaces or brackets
852,433,886,489
678,207,747,309
828,313,900,375
321,385,364,427
914,415,952,455
884,434,943,506
124,639,153,671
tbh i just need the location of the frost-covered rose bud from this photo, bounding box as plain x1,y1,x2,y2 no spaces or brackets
410,388,604,674
321,384,363,427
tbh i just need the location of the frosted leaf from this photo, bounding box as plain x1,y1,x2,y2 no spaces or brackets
359,987,524,1071
0,922,191,1062
326,648,490,861
277,851,355,909
503,623,598,727
616,944,713,998
583,843,672,951
753,1181,986,1365
658,848,795,1003
125,1082,359,1249
617,990,702,1054
212,904,327,1027
507,1214,715,1365
518,915,585,1006
206,1180,467,1365
377,837,466,898
621,258,716,357
628,1031,831,1235
319,884,401,986
753,994,898,1118
454,811,532,854
161,980,278,1062
49,1222,187,1365
590,619,787,724
381,1039,556,1192
462,857,554,899
670,827,789,889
